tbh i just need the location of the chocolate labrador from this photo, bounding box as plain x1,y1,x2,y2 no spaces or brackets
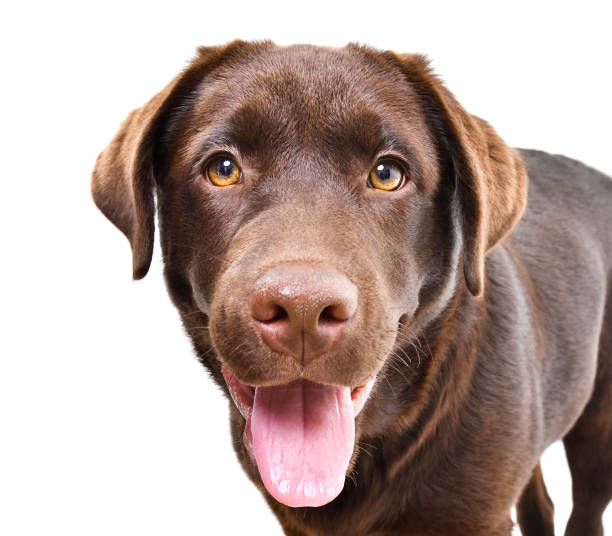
91,41,612,535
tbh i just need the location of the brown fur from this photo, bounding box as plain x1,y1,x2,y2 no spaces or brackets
92,40,612,535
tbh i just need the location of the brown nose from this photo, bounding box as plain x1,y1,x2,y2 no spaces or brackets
250,266,358,365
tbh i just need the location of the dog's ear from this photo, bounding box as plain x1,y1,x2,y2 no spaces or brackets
389,53,528,296
91,40,265,279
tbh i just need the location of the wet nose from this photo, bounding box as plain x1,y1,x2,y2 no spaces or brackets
250,266,358,365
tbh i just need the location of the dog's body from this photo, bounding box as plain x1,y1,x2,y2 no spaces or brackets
92,41,612,535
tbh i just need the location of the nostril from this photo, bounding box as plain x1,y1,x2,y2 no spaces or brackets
319,304,350,323
263,304,288,323
251,299,289,324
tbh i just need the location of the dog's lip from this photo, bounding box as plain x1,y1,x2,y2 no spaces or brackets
220,364,376,420
221,364,256,419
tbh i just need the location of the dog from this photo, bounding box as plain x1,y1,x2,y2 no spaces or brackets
91,40,612,535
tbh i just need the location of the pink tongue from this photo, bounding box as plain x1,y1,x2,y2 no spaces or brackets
251,379,355,507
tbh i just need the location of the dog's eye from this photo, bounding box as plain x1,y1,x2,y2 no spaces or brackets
207,157,242,186
368,161,405,191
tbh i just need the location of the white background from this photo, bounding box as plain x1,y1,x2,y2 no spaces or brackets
1,1,611,534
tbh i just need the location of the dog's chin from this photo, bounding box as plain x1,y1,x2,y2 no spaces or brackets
221,364,375,508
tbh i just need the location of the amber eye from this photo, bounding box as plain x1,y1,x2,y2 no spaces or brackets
368,161,405,191
206,156,242,186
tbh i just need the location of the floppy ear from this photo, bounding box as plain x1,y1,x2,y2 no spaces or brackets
389,54,528,296
91,40,263,279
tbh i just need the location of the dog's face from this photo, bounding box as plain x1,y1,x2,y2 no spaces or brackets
92,41,526,509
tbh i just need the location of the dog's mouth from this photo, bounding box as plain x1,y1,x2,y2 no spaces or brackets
221,364,375,508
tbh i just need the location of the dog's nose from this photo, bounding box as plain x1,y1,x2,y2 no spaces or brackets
250,266,358,365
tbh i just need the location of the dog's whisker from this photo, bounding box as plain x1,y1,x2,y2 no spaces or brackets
393,336,427,365
183,310,208,317
166,243,233,266
381,373,397,398
387,354,414,385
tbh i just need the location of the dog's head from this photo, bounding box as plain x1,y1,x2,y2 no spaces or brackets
92,41,526,508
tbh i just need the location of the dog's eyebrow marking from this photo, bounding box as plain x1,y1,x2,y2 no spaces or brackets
321,110,421,165
377,134,416,159
192,133,241,167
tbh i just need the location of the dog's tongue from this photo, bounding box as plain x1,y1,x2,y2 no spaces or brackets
251,379,354,507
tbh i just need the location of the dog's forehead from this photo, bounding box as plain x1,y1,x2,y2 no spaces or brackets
184,44,432,171
213,44,410,106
